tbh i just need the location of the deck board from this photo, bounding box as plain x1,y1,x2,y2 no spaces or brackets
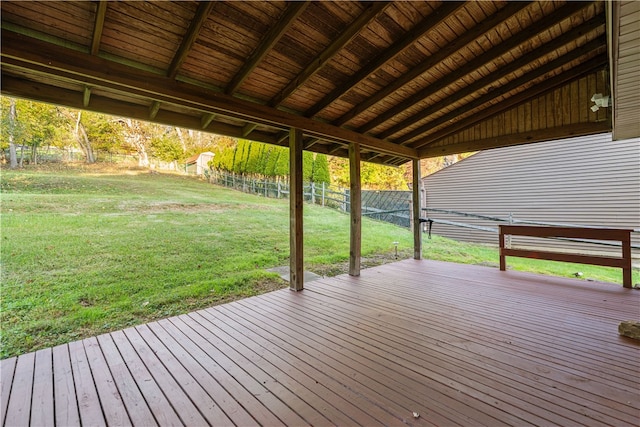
2,259,639,426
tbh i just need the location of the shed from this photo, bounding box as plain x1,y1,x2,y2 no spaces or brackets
185,151,214,176
422,133,640,257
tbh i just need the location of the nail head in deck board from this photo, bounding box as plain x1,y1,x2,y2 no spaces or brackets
94,334,158,427
3,353,35,427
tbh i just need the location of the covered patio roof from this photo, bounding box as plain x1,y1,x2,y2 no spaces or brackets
1,1,631,166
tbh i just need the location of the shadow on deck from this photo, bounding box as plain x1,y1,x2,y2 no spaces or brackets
2,259,639,426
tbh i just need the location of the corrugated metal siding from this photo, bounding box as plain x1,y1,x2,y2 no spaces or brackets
422,133,640,258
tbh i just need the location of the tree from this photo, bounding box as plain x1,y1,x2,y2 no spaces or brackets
7,98,18,168
119,118,151,167
312,153,330,184
303,151,314,182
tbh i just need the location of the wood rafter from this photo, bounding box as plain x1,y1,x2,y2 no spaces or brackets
303,1,465,119
0,30,417,159
332,1,532,127
91,1,107,55
225,1,310,95
397,37,606,146
200,113,215,129
365,2,596,137
242,123,258,137
83,85,91,107
413,55,608,151
149,100,160,119
268,1,390,108
377,16,605,141
167,1,215,79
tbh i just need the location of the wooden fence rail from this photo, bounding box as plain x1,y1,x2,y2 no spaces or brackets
499,225,633,288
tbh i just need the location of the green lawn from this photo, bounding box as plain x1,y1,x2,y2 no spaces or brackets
1,164,637,358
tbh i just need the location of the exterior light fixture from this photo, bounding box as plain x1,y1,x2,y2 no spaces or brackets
590,93,610,112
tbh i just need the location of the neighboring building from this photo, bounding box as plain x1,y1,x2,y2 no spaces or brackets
421,133,640,257
186,152,214,176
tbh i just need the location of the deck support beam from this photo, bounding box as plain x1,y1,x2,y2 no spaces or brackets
349,142,361,276
289,128,304,291
412,159,422,260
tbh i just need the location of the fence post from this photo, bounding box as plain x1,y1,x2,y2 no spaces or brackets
311,182,316,204
277,181,281,198
322,182,326,207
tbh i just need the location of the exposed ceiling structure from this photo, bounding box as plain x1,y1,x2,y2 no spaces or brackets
0,1,625,166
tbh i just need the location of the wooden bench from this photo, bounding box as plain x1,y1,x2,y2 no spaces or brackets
499,225,634,288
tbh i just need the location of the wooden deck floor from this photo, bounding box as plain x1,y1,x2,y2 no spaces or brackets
2,259,639,426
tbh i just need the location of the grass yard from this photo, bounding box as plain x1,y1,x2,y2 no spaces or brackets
1,163,638,358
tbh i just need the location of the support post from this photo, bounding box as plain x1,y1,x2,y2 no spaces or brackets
412,159,422,260
349,143,362,276
289,128,304,291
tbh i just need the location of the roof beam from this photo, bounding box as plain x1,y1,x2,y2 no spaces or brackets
303,1,465,119
332,1,532,127
200,113,216,129
167,1,215,79
412,55,608,150
83,85,91,107
91,1,107,55
398,36,606,145
268,1,390,108
149,101,160,119
0,30,417,159
1,74,281,147
365,2,597,137
377,15,605,140
417,122,611,158
225,1,310,95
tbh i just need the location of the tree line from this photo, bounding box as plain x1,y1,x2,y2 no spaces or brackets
1,96,467,189
210,139,330,184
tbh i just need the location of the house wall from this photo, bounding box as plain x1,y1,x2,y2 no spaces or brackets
422,133,640,258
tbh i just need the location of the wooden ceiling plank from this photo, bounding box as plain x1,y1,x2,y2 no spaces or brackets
91,1,107,55
378,15,604,140
0,30,416,159
225,1,310,95
364,2,597,136
269,1,390,108
397,36,606,145
411,56,608,150
417,122,611,158
167,1,215,79
303,1,465,118
332,1,532,127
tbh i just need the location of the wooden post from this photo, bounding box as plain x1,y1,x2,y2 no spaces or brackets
322,182,325,207
289,128,304,291
349,143,361,276
622,233,632,288
412,159,422,260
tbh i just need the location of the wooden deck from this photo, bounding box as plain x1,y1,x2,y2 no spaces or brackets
2,259,639,426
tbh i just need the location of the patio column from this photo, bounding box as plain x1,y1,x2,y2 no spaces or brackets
349,142,361,276
289,128,304,291
412,159,422,260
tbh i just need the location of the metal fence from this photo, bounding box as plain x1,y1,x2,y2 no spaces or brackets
209,169,413,228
